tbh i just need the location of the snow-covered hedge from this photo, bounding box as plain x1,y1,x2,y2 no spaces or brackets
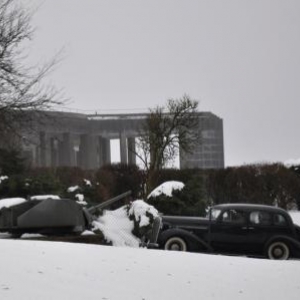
147,180,207,216
147,181,185,198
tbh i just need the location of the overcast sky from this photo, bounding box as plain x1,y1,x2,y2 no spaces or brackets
24,0,300,167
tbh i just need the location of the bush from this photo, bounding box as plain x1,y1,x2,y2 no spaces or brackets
0,175,28,198
0,171,62,199
0,148,27,175
55,167,91,188
148,173,207,216
207,164,300,210
94,163,143,200
148,194,186,216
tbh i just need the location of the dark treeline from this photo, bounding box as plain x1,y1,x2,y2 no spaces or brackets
1,153,300,215
207,164,300,210
147,163,300,215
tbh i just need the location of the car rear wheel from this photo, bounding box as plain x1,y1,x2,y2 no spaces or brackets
267,241,290,260
164,236,187,251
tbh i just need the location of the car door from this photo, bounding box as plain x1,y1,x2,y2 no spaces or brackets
209,208,249,254
246,210,295,254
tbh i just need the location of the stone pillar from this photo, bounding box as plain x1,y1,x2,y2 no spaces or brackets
39,131,51,167
79,134,98,169
127,137,136,165
61,132,76,167
119,131,128,164
50,137,58,167
34,144,40,167
98,137,111,166
58,139,64,166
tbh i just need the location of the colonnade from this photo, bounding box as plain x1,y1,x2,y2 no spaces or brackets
34,131,136,169
20,111,224,170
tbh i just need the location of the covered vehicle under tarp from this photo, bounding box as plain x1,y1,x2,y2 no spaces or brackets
0,199,88,235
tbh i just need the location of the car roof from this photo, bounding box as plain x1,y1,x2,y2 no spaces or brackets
212,203,288,214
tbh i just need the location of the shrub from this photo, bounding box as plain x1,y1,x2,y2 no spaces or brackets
94,163,143,200
148,173,207,216
207,164,300,210
0,148,27,175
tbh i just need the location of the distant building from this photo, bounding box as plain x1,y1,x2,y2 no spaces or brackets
20,111,224,170
180,112,224,169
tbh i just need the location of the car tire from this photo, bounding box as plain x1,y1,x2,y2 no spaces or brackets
267,241,290,260
164,236,187,251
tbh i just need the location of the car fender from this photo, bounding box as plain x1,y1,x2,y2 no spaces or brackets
158,228,213,252
264,235,300,254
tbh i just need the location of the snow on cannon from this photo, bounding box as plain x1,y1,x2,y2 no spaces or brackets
0,191,127,237
0,191,161,248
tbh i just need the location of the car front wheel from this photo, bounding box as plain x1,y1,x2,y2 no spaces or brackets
267,241,290,260
164,236,187,251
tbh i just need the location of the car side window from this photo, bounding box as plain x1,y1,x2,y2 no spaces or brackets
220,209,245,224
249,211,272,226
273,213,287,226
210,208,222,220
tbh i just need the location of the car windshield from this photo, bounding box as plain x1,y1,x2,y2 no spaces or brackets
208,208,222,220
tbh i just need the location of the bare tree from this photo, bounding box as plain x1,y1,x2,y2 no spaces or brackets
0,0,61,140
135,95,201,194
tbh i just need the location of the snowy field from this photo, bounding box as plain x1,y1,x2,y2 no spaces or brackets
0,239,300,300
1,193,300,300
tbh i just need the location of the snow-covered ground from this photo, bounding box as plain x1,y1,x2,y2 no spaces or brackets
1,213,300,300
1,194,300,299
0,239,300,300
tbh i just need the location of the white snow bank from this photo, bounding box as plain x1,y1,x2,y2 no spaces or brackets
147,181,185,198
67,185,79,193
92,200,158,247
0,197,27,210
0,240,300,300
93,206,140,247
30,195,61,201
21,233,45,239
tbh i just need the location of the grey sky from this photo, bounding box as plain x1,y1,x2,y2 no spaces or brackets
25,0,300,166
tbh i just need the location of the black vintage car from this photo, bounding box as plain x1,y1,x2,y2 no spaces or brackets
158,203,300,260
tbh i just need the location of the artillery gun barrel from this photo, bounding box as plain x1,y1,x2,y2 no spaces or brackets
87,190,132,215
